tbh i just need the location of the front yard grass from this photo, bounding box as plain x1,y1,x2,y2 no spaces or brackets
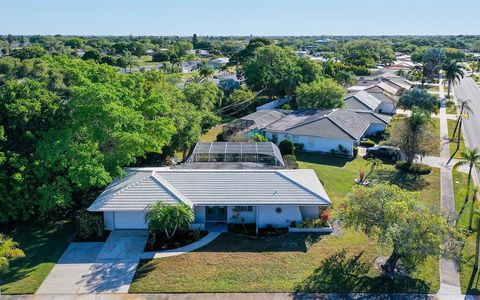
131,231,438,293
200,125,222,142
448,119,466,159
130,153,441,293
0,220,75,294
453,171,480,295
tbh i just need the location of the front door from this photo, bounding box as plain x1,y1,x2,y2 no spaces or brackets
206,206,227,222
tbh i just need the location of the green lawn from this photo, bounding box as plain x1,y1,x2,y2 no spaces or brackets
448,119,466,159
453,171,480,295
138,55,155,66
446,101,458,115
130,153,441,293
131,231,438,293
0,220,76,294
200,125,222,142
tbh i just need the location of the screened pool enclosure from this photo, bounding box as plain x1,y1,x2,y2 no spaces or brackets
185,142,285,167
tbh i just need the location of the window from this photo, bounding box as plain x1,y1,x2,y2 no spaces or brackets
292,135,299,143
234,206,253,212
272,133,278,144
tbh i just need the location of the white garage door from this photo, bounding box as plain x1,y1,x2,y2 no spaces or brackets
114,211,147,229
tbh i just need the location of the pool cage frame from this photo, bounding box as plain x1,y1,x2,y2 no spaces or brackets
185,142,285,167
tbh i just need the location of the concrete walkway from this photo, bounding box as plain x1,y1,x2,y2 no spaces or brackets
437,74,462,296
142,232,221,259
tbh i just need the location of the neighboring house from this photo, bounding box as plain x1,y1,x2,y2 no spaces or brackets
296,50,309,57
88,168,331,231
222,110,286,137
207,57,229,69
211,73,243,85
344,91,382,112
225,109,391,156
362,83,400,113
353,111,392,136
181,60,201,73
355,74,412,91
262,109,372,155
345,89,397,114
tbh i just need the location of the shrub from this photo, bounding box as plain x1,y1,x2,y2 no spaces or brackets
279,139,295,155
395,161,432,174
253,133,268,142
320,208,331,224
293,143,304,151
295,218,325,228
283,155,298,169
337,144,349,155
353,146,359,157
216,132,226,142
75,211,103,240
283,155,298,168
360,139,375,147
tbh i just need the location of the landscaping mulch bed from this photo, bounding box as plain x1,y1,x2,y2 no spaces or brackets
73,230,111,242
144,230,208,251
228,223,288,237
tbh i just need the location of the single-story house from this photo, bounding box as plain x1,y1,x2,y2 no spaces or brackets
225,108,391,156
260,109,388,156
344,91,383,112
207,57,230,69
222,110,286,137
362,83,400,113
355,75,412,91
88,168,331,231
181,60,201,73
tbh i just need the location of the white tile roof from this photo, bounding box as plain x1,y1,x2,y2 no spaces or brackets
88,168,331,211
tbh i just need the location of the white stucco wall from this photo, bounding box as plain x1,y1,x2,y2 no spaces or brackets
364,123,387,136
103,212,114,230
194,206,206,223
227,206,256,223
113,211,147,229
264,131,354,155
299,206,320,219
377,102,396,114
257,205,303,228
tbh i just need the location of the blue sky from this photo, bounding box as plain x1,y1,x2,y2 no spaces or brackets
1,0,479,36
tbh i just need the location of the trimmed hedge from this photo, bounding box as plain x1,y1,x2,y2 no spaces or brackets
395,161,432,174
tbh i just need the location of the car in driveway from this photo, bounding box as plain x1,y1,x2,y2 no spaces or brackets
366,145,402,160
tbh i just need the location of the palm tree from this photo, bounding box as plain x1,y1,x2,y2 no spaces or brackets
449,99,473,163
469,187,479,231
443,61,465,98
123,50,139,73
185,74,205,86
362,158,383,183
198,66,214,79
144,202,194,244
453,147,480,220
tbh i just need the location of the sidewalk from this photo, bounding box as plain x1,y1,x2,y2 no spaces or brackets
437,75,462,296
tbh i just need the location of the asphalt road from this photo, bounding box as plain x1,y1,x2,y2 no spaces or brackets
453,76,480,149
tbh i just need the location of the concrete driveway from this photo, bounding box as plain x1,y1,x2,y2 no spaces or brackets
36,230,148,294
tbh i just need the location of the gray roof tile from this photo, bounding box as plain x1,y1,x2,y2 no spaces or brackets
88,168,331,211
